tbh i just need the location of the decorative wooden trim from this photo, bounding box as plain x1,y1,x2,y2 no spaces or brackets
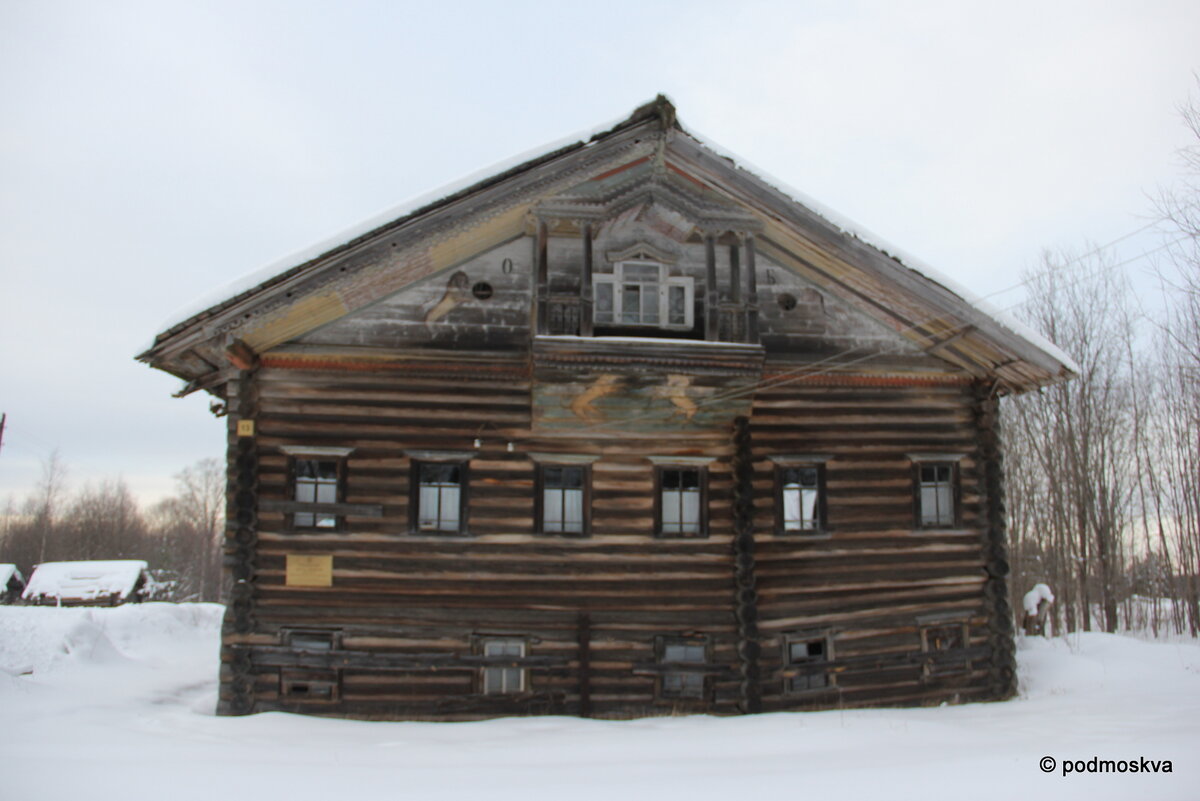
761,371,971,387
527,452,600,465
604,241,679,265
767,453,834,465
404,449,478,462
645,455,716,466
278,445,355,458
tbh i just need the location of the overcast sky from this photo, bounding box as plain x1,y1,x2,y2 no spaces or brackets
2,0,1198,507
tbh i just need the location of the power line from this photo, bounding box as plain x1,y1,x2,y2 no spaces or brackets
564,226,1190,436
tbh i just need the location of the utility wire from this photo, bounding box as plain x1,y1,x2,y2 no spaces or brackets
564,226,1189,435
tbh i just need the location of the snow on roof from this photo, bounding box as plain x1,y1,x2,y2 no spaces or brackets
681,126,1080,376
151,107,635,343
23,560,148,603
149,95,1076,376
1023,583,1056,616
1,563,24,588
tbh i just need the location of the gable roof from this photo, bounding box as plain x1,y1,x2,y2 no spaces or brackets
137,95,1075,394
1,563,25,590
23,560,148,604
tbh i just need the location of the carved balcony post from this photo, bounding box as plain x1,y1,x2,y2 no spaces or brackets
580,222,594,338
745,234,760,344
536,219,549,335
705,232,719,341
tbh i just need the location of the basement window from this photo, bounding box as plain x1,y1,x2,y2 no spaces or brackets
657,636,708,699
480,638,526,695
280,669,340,702
784,632,834,693
920,620,971,677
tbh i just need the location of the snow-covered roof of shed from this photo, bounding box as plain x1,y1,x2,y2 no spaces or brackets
1,564,24,588
23,560,148,603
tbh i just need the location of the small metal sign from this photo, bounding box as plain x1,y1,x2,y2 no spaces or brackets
286,554,333,587
237,419,255,437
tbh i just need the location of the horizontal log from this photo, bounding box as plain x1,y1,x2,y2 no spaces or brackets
258,500,384,517
241,645,570,671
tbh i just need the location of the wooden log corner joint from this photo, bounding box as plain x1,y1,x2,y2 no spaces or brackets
137,95,1075,720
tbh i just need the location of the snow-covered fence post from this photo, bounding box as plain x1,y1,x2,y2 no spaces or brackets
1022,583,1055,637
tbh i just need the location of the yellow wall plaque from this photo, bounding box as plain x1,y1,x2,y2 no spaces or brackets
286,554,333,587
237,419,255,437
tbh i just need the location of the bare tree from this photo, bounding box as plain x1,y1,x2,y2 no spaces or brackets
147,458,226,601
1005,252,1137,634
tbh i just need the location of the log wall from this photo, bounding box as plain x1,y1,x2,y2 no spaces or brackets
218,358,1010,719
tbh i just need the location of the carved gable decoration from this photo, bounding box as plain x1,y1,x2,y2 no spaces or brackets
138,95,1075,395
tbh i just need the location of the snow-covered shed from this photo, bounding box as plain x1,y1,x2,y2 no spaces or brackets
1,563,26,604
139,96,1074,720
22,560,150,607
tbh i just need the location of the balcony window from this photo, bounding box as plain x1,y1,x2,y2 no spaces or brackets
594,262,693,330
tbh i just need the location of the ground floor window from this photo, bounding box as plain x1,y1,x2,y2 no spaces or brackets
777,463,825,533
915,461,958,528
657,466,706,537
539,464,588,535
293,458,340,529
413,461,467,533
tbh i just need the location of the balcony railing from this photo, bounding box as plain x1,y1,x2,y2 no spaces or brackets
544,296,757,343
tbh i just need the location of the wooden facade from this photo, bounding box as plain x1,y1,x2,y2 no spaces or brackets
139,97,1073,719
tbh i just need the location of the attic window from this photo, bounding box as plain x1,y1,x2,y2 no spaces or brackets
594,262,693,329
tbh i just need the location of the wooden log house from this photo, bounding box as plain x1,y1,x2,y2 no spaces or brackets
138,97,1075,719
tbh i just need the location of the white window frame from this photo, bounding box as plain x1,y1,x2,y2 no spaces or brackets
593,261,694,330
481,638,527,695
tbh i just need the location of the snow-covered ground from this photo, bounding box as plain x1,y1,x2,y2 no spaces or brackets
1,604,1196,800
